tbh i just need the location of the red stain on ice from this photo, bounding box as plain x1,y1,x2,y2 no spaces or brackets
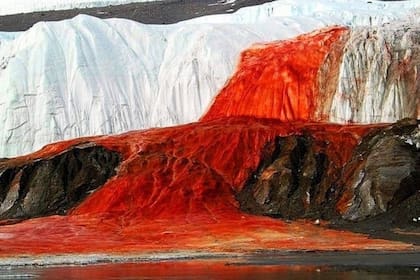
0,27,410,257
202,27,348,122
0,119,403,256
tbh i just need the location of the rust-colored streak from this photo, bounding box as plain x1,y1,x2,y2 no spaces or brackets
201,27,349,122
0,118,403,257
0,26,411,258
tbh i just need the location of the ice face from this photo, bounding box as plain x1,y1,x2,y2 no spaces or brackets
0,0,418,157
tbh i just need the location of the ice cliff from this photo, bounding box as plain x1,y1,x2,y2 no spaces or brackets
0,0,419,157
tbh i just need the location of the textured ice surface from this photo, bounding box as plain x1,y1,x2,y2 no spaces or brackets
329,22,420,123
0,15,312,157
0,0,419,157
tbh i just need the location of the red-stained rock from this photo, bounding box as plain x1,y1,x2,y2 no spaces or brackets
0,145,121,221
1,118,409,257
0,23,418,258
237,134,341,220
237,119,420,229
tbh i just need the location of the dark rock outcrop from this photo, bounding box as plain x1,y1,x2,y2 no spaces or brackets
339,118,420,221
237,119,420,229
0,0,275,32
0,144,121,221
237,135,340,220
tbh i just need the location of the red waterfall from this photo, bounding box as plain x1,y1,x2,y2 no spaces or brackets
201,27,348,122
0,27,410,258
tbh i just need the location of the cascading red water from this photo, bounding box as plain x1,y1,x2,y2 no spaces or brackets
0,118,401,256
0,27,411,257
201,27,348,122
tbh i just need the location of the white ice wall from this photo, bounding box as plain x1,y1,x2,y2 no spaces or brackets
329,23,420,123
0,15,329,157
0,0,419,157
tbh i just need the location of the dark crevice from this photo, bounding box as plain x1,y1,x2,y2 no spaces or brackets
288,137,308,198
312,153,327,187
242,136,284,189
0,167,19,203
388,154,420,209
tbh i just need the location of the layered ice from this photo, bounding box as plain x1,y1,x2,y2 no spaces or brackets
0,0,419,157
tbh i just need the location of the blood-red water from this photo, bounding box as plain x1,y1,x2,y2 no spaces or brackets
201,27,348,122
0,118,404,256
0,27,410,258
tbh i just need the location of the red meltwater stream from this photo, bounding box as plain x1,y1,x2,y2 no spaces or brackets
0,27,412,258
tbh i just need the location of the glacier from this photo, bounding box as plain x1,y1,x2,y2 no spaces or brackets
329,23,420,123
0,0,419,157
0,0,165,16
